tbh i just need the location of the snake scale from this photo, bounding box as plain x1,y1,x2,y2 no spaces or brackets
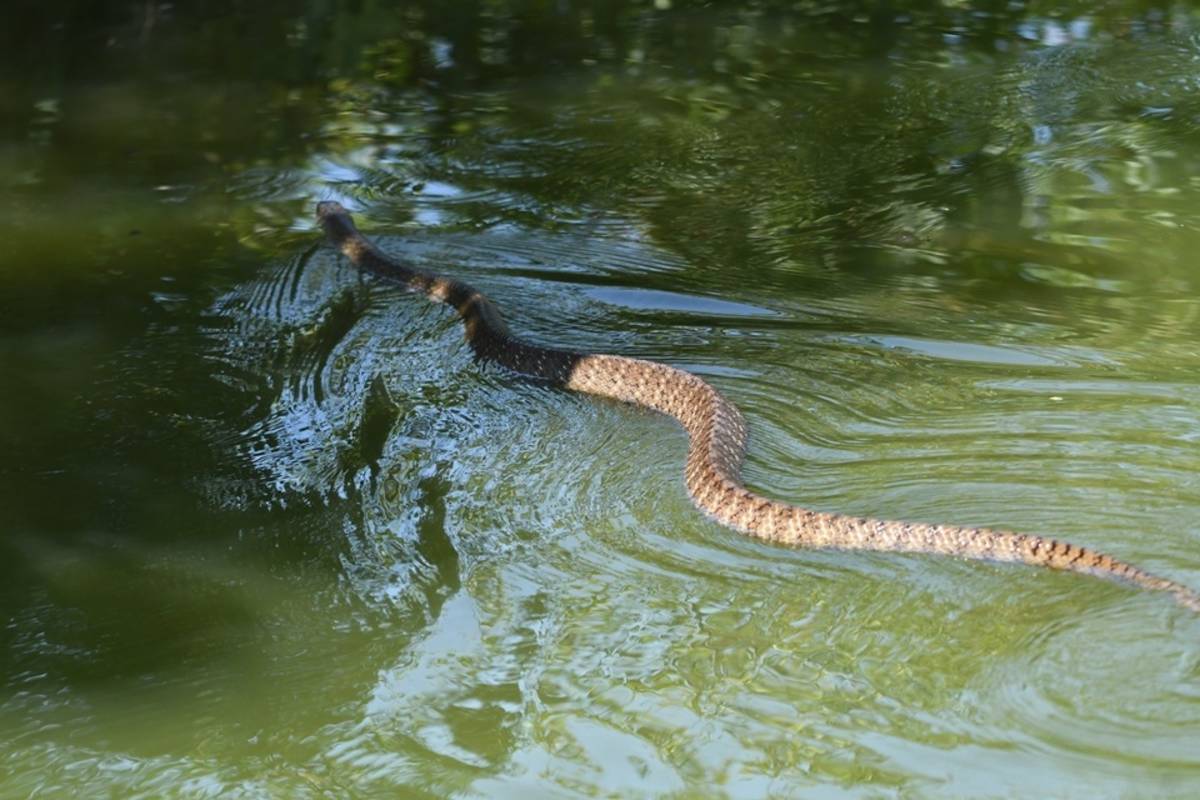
317,201,1200,612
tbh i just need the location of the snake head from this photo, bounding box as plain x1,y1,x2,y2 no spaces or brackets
316,200,348,221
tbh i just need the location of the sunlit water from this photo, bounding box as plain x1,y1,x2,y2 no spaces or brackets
3,3,1200,797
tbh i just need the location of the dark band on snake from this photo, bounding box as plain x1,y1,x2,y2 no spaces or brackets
316,200,1200,613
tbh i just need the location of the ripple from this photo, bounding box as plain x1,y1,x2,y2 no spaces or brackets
226,166,312,202
195,233,699,566
585,286,776,318
409,228,690,279
837,333,1088,368
972,602,1200,769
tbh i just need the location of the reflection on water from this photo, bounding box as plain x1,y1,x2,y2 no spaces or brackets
3,1,1200,797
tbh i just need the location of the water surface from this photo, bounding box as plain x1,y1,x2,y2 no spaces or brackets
3,2,1200,797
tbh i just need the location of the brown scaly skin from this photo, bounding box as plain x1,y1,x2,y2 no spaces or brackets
316,201,1200,613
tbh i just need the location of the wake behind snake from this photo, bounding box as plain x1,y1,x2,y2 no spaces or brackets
316,201,1200,613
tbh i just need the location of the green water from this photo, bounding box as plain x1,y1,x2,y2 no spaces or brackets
3,2,1200,797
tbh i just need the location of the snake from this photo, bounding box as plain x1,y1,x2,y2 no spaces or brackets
316,201,1200,613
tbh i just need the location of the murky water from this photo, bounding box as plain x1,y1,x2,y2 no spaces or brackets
3,2,1200,797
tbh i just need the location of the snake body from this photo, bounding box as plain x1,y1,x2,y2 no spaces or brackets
316,201,1200,612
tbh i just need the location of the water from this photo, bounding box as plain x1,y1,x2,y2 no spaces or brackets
3,2,1200,797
